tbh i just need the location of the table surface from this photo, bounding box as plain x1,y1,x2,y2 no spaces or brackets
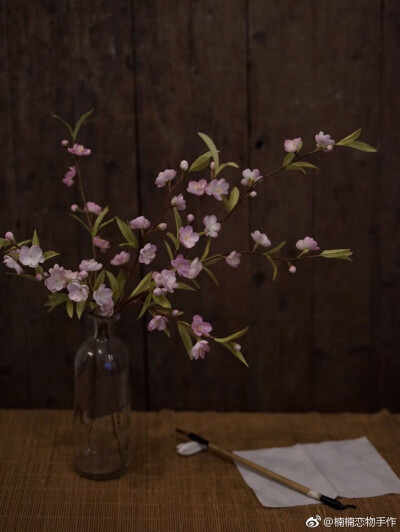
0,409,399,532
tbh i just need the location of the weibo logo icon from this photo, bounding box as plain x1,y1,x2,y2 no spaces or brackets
305,515,322,528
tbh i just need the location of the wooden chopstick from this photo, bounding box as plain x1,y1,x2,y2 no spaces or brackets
176,428,356,511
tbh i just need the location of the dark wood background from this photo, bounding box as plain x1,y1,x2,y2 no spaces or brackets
0,0,399,411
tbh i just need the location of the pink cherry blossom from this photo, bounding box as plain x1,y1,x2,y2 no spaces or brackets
171,194,186,211
171,254,191,277
315,131,335,151
203,215,221,238
93,236,110,252
70,204,79,212
226,251,241,268
240,169,261,187
187,179,208,196
67,281,89,302
296,236,319,251
78,270,88,280
180,160,189,171
19,245,45,268
62,166,76,187
147,315,168,332
289,265,297,273
155,169,177,188
93,283,114,307
110,251,130,266
67,143,91,156
179,226,199,249
129,216,150,230
139,243,157,265
191,314,212,337
152,269,178,295
284,137,302,153
64,269,80,281
44,264,67,293
99,303,114,317
79,259,103,271
5,231,14,241
85,201,102,215
206,178,229,201
191,340,210,360
3,255,23,274
251,230,271,248
187,214,195,223
186,258,202,279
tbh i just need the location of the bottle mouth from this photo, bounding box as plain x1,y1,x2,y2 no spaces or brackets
86,312,121,324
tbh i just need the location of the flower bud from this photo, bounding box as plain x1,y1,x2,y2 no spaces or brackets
61,140,69,147
70,204,78,212
187,214,195,223
172,309,179,316
210,161,215,170
5,231,14,241
157,223,167,231
78,270,88,280
233,343,241,351
153,287,163,296
249,191,257,198
289,265,297,274
35,273,43,281
180,160,189,171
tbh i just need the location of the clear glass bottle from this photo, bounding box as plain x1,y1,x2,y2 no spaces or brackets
73,314,130,480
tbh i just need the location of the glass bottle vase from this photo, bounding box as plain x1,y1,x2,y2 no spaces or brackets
73,314,130,480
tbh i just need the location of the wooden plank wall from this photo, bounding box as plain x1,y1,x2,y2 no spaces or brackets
0,0,398,411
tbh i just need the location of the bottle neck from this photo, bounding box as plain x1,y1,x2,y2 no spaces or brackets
91,314,120,340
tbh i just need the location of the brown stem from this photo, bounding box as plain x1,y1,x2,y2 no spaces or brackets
73,158,97,260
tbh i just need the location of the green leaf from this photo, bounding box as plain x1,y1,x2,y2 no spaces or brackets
99,217,115,231
92,206,109,237
72,108,94,141
285,163,307,174
162,327,171,338
51,113,74,139
164,240,174,260
152,294,171,308
68,213,91,233
45,293,69,312
189,150,213,173
93,269,105,291
173,207,182,235
197,132,219,169
266,255,278,281
32,230,40,247
18,239,32,246
177,322,193,359
114,270,126,301
6,272,36,281
286,161,318,174
177,282,196,292
227,186,240,212
116,217,138,248
138,293,152,319
283,152,295,166
321,249,353,260
43,251,60,260
66,299,74,319
203,266,219,286
0,238,8,247
76,300,86,319
265,241,286,256
336,128,362,146
344,140,377,152
213,326,249,343
215,161,239,177
106,271,118,296
167,231,179,250
222,341,249,367
130,271,153,298
201,237,212,261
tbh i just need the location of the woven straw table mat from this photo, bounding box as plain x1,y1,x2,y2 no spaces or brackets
0,409,399,532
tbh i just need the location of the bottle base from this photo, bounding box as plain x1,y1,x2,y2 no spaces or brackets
74,451,129,480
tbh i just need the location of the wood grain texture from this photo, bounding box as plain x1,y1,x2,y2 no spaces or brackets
0,0,398,411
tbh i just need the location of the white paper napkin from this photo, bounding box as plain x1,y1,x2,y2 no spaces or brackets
233,437,400,507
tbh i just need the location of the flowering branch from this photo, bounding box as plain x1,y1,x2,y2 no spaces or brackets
0,113,376,366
